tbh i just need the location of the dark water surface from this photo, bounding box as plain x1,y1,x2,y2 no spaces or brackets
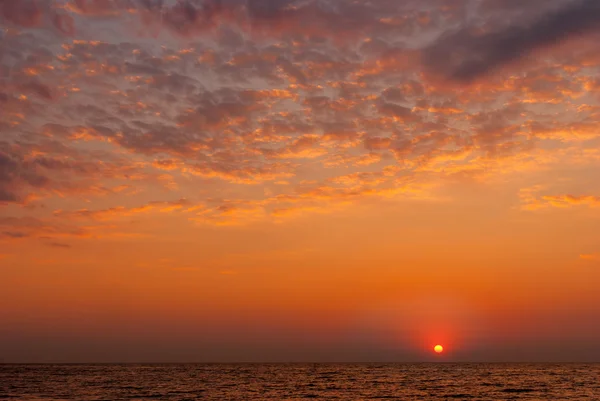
1,364,599,400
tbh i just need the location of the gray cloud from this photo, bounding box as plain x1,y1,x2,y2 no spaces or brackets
0,150,48,203
424,0,600,82
0,0,41,27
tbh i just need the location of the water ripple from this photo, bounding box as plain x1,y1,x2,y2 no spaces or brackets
1,363,599,400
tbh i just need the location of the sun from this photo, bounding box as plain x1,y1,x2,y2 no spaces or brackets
434,344,444,354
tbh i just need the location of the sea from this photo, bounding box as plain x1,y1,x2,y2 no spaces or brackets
1,363,599,400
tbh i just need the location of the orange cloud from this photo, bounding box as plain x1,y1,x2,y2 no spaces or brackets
580,253,600,262
54,199,192,221
541,195,600,208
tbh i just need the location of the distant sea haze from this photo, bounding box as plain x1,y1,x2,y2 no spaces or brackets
1,363,599,399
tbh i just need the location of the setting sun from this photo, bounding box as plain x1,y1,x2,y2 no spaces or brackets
434,345,444,354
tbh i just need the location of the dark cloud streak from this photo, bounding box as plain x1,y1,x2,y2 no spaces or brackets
424,0,600,82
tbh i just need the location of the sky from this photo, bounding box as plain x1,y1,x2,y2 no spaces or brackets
1,0,600,363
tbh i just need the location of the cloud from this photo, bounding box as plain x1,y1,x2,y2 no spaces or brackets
520,186,600,210
191,200,267,226
46,242,72,249
262,135,326,160
0,217,89,241
528,122,600,141
196,172,441,225
541,195,600,208
0,142,154,205
37,0,410,42
54,199,192,221
149,0,384,40
580,253,600,262
0,150,49,204
423,0,600,82
377,103,416,122
0,0,41,27
64,0,123,17
185,162,294,184
0,0,80,34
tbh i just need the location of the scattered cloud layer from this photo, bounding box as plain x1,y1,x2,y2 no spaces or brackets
1,0,600,242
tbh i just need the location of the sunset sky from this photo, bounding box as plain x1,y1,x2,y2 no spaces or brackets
1,0,600,363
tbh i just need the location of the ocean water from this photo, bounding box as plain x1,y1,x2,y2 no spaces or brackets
1,363,599,400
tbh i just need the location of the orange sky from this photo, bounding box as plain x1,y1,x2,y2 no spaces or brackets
1,0,600,362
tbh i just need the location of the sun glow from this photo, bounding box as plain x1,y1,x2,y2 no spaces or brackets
434,344,444,354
